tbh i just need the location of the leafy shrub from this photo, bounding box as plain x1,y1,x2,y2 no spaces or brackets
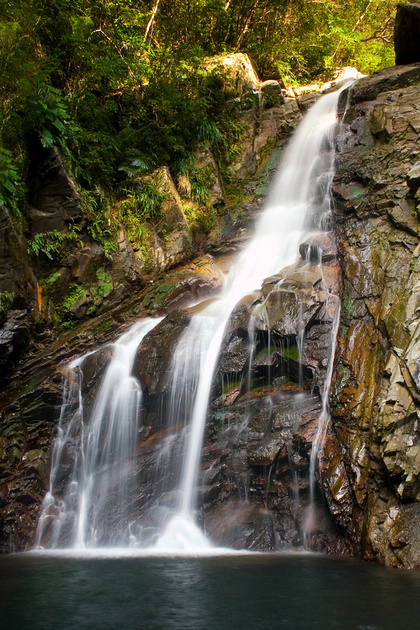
90,268,113,303
32,82,69,149
83,193,118,261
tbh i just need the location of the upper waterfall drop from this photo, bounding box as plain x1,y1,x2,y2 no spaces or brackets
153,86,345,550
35,84,346,554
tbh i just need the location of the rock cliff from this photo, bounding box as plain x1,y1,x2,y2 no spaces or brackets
329,62,420,567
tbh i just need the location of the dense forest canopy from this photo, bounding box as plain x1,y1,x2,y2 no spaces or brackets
0,0,411,233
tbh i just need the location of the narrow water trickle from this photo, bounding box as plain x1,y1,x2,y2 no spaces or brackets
36,85,347,553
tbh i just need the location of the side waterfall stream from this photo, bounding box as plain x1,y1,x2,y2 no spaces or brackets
36,87,344,552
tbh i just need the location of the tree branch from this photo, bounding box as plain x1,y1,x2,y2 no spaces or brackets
360,17,393,43
90,26,135,77
352,0,374,32
144,0,160,40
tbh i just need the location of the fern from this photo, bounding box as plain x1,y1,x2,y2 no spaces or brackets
197,121,223,146
28,230,64,260
0,148,21,210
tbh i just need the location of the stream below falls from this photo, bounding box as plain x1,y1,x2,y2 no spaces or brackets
2,552,420,630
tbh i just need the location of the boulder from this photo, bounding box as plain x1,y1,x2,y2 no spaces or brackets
205,53,259,95
407,161,420,192
394,3,420,65
260,80,285,108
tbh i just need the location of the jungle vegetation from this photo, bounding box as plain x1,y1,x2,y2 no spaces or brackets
0,0,410,224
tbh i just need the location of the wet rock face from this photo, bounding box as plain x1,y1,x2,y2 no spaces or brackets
5,63,420,564
103,220,345,553
394,3,420,66
0,373,63,552
331,63,420,567
196,237,347,552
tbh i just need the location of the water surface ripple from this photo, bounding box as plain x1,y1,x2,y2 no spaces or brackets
1,553,419,630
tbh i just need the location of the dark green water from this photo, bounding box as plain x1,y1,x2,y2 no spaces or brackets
1,552,420,630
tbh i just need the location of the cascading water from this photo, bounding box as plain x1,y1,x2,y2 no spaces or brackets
36,318,161,549
154,87,345,549
36,85,346,552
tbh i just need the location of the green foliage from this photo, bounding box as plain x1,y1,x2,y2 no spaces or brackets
142,282,177,310
0,291,13,316
118,158,149,180
90,267,113,303
40,271,61,288
66,221,84,247
0,148,21,211
83,193,118,260
281,344,299,362
216,117,246,166
240,93,259,111
262,93,276,109
28,230,64,261
0,0,411,264
32,82,69,148
118,198,144,242
182,199,217,234
28,224,84,262
137,181,164,219
119,177,164,238
58,283,89,327
63,284,85,311
197,121,223,146
173,153,212,206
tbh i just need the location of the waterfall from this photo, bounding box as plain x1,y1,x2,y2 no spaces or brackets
36,319,162,549
36,86,345,552
155,87,344,549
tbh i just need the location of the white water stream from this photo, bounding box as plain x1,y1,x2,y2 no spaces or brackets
155,88,344,549
36,87,345,552
36,318,161,548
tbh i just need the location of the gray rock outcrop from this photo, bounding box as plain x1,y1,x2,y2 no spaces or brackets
330,62,420,567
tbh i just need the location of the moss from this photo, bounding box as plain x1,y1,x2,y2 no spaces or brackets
90,267,113,303
54,283,90,328
342,298,351,314
384,300,410,349
39,271,62,300
62,283,87,311
222,378,242,394
0,290,13,315
41,271,61,287
281,345,299,361
212,414,223,430
350,183,366,202
142,282,177,310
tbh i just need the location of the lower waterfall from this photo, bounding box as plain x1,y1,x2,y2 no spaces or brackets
36,86,345,552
